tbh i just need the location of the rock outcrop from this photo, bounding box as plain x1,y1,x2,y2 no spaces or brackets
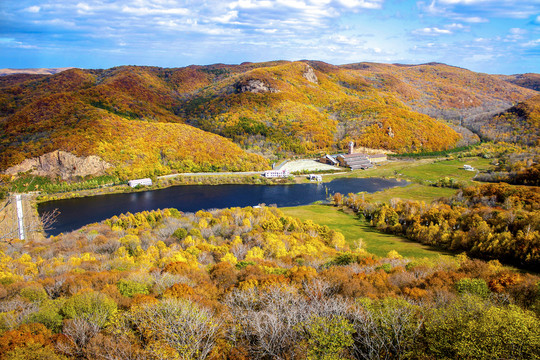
5,151,112,180
303,65,318,84
235,79,280,94
387,126,395,138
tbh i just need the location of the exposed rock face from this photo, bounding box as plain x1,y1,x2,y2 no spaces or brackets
5,151,112,180
235,79,279,94
387,126,395,138
303,65,318,84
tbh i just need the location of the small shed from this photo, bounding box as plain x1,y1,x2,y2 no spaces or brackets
463,165,475,171
128,178,153,187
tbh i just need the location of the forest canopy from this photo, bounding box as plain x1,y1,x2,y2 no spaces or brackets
0,205,538,359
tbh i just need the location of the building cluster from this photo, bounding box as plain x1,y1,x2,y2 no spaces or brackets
319,142,387,170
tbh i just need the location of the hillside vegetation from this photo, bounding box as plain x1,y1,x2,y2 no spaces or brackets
470,95,540,145
0,206,538,359
0,61,537,178
498,73,540,92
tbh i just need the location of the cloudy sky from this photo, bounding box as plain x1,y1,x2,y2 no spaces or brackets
1,0,539,74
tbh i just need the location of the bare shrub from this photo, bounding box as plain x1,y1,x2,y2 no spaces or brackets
226,285,309,359
57,317,101,358
124,298,221,360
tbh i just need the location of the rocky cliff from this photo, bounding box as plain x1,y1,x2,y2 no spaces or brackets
235,79,280,94
4,151,112,180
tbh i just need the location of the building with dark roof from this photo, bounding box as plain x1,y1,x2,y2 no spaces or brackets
336,153,373,170
319,154,339,166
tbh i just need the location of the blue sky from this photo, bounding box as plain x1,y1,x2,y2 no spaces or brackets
1,0,539,74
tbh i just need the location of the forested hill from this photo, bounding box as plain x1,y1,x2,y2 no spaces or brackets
0,61,537,178
468,94,540,145
497,73,540,92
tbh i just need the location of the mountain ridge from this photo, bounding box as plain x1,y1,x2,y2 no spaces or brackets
0,60,537,179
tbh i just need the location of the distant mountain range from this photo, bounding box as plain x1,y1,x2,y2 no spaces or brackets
0,67,74,76
0,61,537,179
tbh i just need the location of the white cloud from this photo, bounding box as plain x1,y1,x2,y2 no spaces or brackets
505,27,527,41
228,0,274,9
212,11,239,23
0,37,38,49
456,16,488,23
509,28,526,35
308,0,332,4
413,27,452,35
446,23,466,30
76,3,94,14
337,0,384,9
121,6,190,16
467,53,494,61
25,6,41,13
255,28,278,33
331,34,365,45
419,0,537,22
522,39,540,47
33,19,77,28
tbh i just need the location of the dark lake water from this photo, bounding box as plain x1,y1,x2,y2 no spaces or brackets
38,177,409,236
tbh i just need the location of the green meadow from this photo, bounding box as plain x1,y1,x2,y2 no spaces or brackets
365,183,457,203
282,204,451,259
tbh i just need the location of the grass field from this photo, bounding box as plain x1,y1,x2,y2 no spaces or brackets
282,204,452,259
365,183,457,203
395,157,493,184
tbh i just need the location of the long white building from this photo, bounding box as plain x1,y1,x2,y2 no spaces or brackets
263,169,290,178
128,178,153,187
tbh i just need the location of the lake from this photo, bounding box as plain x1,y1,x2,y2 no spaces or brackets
38,177,409,236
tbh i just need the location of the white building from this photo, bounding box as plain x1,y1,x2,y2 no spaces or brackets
263,169,290,178
128,178,153,187
463,165,475,171
309,174,322,182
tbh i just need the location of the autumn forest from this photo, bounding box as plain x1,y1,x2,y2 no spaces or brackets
0,60,539,359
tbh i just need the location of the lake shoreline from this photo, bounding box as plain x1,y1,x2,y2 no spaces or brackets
39,177,410,236
35,169,400,204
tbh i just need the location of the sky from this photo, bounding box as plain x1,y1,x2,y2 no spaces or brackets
1,0,539,74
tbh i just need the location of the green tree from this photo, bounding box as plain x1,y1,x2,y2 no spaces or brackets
298,315,354,360
116,279,150,298
455,278,490,299
61,291,117,327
